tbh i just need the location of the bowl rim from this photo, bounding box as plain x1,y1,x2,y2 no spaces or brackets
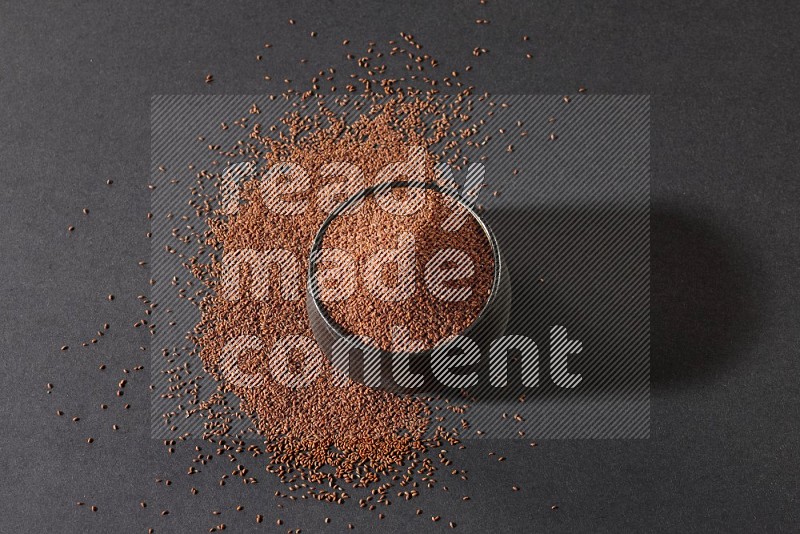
307,180,504,356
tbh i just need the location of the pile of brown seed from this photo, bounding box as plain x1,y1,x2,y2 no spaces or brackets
164,19,579,521
153,27,569,524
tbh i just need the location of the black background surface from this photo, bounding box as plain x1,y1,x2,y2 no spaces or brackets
1,1,798,532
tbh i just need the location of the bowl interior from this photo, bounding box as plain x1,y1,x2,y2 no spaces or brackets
307,180,503,355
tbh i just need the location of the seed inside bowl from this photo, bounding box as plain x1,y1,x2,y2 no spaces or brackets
316,185,494,351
